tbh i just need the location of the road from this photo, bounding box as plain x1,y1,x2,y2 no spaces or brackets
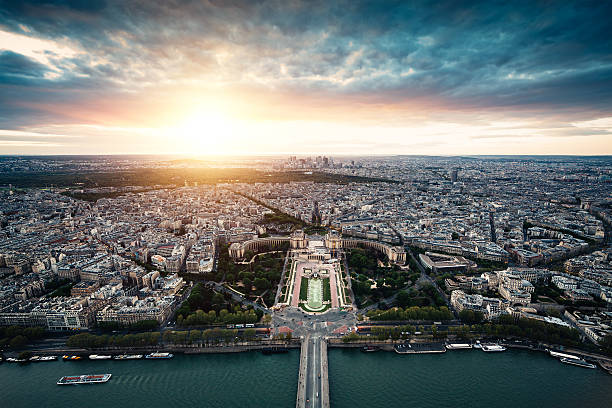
297,331,328,408
305,335,322,408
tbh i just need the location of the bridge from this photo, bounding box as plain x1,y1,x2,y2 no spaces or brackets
296,334,329,408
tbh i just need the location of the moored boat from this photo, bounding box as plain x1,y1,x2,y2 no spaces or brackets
481,344,506,352
30,355,57,362
394,344,412,354
145,352,173,359
63,355,83,361
89,354,112,360
445,343,473,350
57,374,112,385
261,347,289,355
548,350,581,360
113,354,143,360
559,358,596,369
361,345,380,352
6,357,28,363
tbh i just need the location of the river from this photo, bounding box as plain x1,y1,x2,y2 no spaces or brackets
1,349,611,408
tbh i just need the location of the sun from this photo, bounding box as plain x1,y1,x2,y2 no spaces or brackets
173,110,237,154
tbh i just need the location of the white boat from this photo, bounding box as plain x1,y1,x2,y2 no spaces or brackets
560,358,596,369
145,352,173,359
5,357,27,363
89,354,112,360
30,355,57,362
113,354,143,360
548,350,581,360
481,344,506,352
445,343,473,350
473,341,482,349
57,374,112,385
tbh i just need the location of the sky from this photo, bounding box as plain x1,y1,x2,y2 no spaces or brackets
0,0,611,156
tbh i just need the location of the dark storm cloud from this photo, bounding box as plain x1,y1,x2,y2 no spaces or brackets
0,0,611,127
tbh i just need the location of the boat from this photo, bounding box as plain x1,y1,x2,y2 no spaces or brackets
113,354,143,360
5,357,28,363
481,344,506,352
262,347,289,355
394,344,412,354
57,374,112,385
560,358,596,369
30,355,57,362
445,343,473,350
145,352,173,359
548,350,581,360
89,354,112,360
361,345,380,352
63,355,83,361
473,341,482,349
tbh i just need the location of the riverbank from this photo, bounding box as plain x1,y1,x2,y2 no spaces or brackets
327,338,612,372
2,340,299,358
5,333,612,375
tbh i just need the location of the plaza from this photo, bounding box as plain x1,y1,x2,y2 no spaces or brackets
276,232,353,313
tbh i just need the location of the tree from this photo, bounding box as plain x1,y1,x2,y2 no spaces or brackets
189,330,202,345
395,290,411,308
459,309,484,324
254,277,270,291
211,293,225,306
9,335,27,348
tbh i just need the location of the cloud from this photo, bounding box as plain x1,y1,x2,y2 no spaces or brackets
0,0,611,153
0,50,49,80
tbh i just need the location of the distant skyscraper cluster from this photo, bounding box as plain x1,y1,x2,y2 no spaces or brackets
282,156,340,169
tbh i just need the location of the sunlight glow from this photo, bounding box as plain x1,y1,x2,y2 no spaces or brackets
171,110,239,154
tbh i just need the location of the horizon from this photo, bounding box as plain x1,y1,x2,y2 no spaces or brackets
2,153,612,159
1,1,611,155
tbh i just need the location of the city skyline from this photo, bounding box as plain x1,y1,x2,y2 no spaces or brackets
1,1,611,155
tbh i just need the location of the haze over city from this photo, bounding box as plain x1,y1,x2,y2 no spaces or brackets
1,0,611,155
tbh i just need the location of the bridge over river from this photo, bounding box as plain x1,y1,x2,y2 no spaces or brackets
296,334,329,408
272,308,355,408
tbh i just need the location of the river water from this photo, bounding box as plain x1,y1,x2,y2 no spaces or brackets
1,349,611,408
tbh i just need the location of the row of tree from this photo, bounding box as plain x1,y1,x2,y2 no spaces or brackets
345,316,585,350
66,329,261,349
178,309,259,326
162,328,257,345
97,319,159,332
67,332,161,348
0,326,46,349
366,306,454,321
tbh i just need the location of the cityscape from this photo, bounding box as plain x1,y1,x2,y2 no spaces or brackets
1,1,612,408
0,155,611,407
